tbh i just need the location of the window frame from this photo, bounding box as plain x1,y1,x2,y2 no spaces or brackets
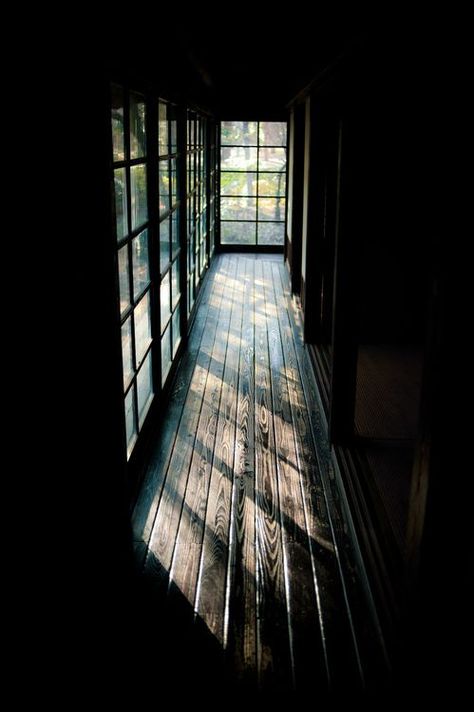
219,120,288,248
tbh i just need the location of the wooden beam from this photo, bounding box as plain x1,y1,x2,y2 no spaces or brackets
329,117,360,444
287,105,305,295
301,97,325,343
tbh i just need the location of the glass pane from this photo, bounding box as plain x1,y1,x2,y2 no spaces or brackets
111,85,124,162
158,101,168,156
188,277,193,315
188,241,194,272
258,172,286,196
114,168,128,240
171,259,180,308
134,292,151,367
130,94,146,159
171,209,179,257
196,184,201,214
220,146,257,171
220,172,257,196
137,352,153,427
121,317,133,389
258,197,286,221
196,247,201,276
160,272,171,330
161,323,172,386
172,306,181,357
258,147,286,171
187,196,192,236
170,105,177,153
198,184,205,212
258,222,285,246
159,160,170,217
221,121,258,145
259,122,287,146
170,158,178,206
188,196,195,236
125,387,136,457
196,151,201,181
131,164,148,229
187,116,193,148
118,246,130,315
186,154,192,193
132,229,150,299
221,222,256,245
220,197,256,220
160,216,170,273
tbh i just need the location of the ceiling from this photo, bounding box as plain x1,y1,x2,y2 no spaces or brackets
101,9,373,116
174,16,368,116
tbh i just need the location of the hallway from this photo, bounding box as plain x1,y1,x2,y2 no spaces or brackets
54,27,459,705
131,254,387,698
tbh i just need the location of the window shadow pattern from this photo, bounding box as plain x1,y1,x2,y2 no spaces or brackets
131,254,389,699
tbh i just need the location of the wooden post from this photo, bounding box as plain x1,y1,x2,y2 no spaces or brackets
329,115,360,444
146,93,162,396
177,104,188,343
301,96,326,344
287,104,305,295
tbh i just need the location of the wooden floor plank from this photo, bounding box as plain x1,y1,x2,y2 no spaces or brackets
133,253,384,697
253,258,292,689
131,261,220,549
262,260,328,693
195,256,244,643
225,256,257,683
144,256,229,587
273,260,363,689
168,256,238,609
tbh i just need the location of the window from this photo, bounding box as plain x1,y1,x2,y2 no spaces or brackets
111,88,217,461
186,110,209,316
220,121,287,246
112,86,153,458
209,124,218,258
158,100,182,384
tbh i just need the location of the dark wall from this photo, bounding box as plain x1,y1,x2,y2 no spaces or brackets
347,40,430,344
47,59,135,696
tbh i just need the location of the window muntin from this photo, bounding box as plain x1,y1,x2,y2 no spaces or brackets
220,121,287,246
112,87,153,460
112,91,217,460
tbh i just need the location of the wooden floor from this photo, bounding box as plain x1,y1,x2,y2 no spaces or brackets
131,254,387,701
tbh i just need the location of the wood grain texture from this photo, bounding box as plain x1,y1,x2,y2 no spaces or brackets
274,260,367,689
225,256,257,682
253,258,291,689
195,256,244,642
169,256,238,609
144,256,229,587
133,254,385,696
131,261,219,551
262,260,328,692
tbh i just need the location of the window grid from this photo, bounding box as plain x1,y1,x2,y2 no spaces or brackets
112,86,152,458
209,124,217,257
112,89,217,461
220,121,287,246
186,110,209,317
158,100,182,385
